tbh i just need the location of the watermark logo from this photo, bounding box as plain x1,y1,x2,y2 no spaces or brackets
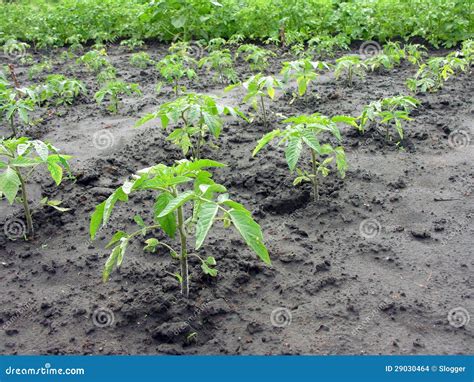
92,307,115,328
270,307,292,328
3,218,27,240
448,129,470,149
359,41,382,59
359,218,381,239
92,130,115,150
187,41,205,59
447,307,470,328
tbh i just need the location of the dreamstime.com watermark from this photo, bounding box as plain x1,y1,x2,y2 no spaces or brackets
4,363,85,376
2,300,34,331
351,300,391,336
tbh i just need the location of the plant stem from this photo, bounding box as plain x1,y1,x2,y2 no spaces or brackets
260,95,267,129
16,169,34,238
310,149,319,202
9,116,17,137
176,203,189,298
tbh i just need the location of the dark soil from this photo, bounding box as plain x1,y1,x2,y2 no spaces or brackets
0,43,472,355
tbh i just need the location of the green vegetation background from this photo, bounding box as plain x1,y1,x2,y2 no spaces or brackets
0,0,472,47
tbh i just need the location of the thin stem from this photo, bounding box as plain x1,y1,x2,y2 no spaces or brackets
260,95,267,129
177,201,189,298
9,116,17,137
310,149,319,202
16,168,34,238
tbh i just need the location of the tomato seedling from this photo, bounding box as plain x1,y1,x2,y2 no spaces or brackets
136,92,246,159
280,59,330,102
253,113,354,201
78,49,110,73
94,81,141,114
236,44,276,72
0,74,36,137
198,49,238,84
90,159,270,297
0,137,72,238
406,53,468,93
35,75,87,106
358,96,420,141
334,55,368,85
226,73,283,129
129,51,154,69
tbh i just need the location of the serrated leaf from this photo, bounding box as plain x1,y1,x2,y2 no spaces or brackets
228,209,270,265
195,202,218,250
0,167,21,204
32,140,49,161
90,201,105,240
154,192,177,238
253,129,280,156
285,137,302,172
47,160,63,185
158,190,195,217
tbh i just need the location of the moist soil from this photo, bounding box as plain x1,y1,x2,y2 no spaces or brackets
0,43,472,355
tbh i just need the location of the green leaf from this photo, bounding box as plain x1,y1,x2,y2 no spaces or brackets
105,230,128,249
0,167,21,204
158,190,195,217
103,243,124,282
201,262,218,277
195,202,218,250
144,238,159,253
228,209,270,265
134,214,145,228
253,129,280,156
90,201,105,240
47,160,63,185
32,140,49,161
285,137,302,172
171,15,187,28
154,192,177,238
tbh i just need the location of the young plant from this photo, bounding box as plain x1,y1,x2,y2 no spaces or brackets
28,60,53,80
253,114,351,201
405,44,428,65
359,96,420,141
120,38,145,51
129,51,153,69
78,49,110,73
308,35,350,58
460,39,474,64
334,55,368,85
156,53,197,96
0,137,71,238
280,59,330,101
94,81,141,113
96,66,117,85
35,75,87,106
136,93,246,159
89,159,270,297
226,74,283,129
0,85,36,137
236,44,276,71
406,53,468,93
198,49,238,84
206,38,227,51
